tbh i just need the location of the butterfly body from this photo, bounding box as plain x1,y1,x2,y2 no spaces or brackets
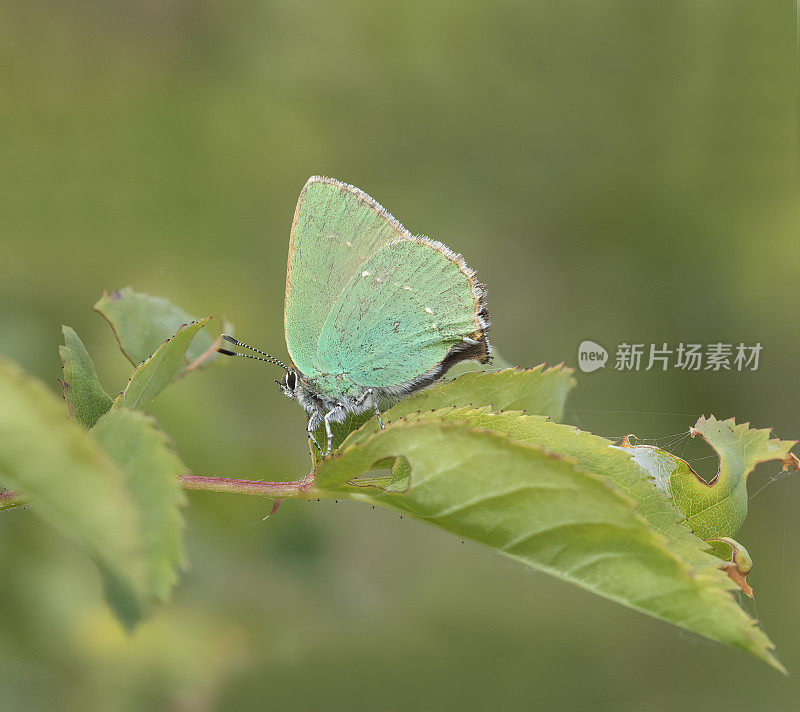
278,372,379,452
222,176,490,456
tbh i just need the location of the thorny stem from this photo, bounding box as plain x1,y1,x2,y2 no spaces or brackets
178,472,316,498
1,473,317,510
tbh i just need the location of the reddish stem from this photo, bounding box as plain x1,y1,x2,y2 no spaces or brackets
178,472,315,498
1,473,316,509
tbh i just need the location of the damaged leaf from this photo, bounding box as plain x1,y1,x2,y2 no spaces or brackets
616,416,798,540
295,371,796,669
311,416,783,671
384,407,726,569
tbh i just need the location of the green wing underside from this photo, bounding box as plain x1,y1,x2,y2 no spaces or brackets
285,178,481,397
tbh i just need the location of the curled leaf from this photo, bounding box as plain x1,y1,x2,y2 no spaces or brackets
616,416,798,539
707,537,754,598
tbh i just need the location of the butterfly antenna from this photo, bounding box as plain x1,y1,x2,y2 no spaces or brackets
216,334,290,372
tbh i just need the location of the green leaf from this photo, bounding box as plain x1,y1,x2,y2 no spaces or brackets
93,409,187,601
393,364,576,421
399,408,724,569
58,325,113,428
113,318,211,410
312,417,782,670
617,416,798,540
314,364,577,463
0,358,149,629
94,287,217,366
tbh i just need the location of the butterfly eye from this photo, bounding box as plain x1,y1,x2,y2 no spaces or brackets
286,372,297,390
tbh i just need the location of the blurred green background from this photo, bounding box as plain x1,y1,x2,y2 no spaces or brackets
1,1,798,710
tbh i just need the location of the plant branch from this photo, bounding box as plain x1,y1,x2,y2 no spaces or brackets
178,472,316,498
2,472,317,510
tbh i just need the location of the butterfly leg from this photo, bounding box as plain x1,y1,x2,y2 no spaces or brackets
307,414,323,455
372,399,384,429
356,388,385,429
323,409,339,457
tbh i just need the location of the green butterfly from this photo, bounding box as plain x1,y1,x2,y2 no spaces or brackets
219,177,490,456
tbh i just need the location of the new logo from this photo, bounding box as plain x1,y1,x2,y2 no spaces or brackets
578,340,608,373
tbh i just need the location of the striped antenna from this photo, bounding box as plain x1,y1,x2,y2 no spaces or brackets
216,334,290,372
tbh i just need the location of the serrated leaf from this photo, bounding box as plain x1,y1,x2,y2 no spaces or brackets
94,287,216,366
93,409,187,601
0,358,149,629
617,416,798,540
314,364,577,464
58,325,113,428
395,365,576,421
113,318,211,410
311,418,782,671
400,407,724,570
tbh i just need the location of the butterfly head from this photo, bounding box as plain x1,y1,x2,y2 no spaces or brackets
277,370,299,399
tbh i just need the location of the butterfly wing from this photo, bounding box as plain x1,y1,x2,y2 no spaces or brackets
285,177,404,378
285,176,489,396
317,237,488,391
